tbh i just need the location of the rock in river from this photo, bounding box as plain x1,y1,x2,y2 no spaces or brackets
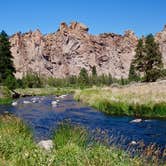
130,119,142,123
130,141,137,145
23,100,31,104
12,101,18,106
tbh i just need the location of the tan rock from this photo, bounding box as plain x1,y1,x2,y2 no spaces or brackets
155,25,166,68
9,23,166,79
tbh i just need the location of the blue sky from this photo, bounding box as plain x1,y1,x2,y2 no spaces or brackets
1,0,166,36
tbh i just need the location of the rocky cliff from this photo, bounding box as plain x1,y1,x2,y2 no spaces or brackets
9,22,166,79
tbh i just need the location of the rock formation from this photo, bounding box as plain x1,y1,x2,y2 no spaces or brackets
155,25,166,68
9,22,166,79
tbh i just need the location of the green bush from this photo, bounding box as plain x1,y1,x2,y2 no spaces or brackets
21,73,43,88
4,75,17,90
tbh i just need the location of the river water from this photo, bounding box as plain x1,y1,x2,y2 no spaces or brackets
0,95,166,150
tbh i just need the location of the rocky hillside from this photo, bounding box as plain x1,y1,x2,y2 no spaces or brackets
9,22,166,79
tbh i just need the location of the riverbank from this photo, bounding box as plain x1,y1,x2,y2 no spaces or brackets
74,80,166,118
0,98,13,105
0,86,12,105
0,87,75,105
0,114,160,166
2,80,166,118
15,87,75,96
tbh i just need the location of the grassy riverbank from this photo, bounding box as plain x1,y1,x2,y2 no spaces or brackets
2,80,166,118
15,87,75,96
74,81,166,118
0,86,75,105
0,86,12,105
0,98,13,105
0,115,157,166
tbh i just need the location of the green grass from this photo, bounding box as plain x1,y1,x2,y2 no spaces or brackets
74,82,166,118
0,98,12,105
0,86,12,105
0,115,45,165
92,99,166,118
0,115,158,166
0,86,11,98
53,122,89,149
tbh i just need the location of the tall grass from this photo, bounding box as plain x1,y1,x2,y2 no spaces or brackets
53,122,89,149
0,115,158,166
0,115,46,165
74,81,166,118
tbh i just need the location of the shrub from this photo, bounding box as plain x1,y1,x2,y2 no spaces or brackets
4,75,17,90
22,73,43,88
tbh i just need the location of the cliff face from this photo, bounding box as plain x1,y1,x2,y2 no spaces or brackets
155,25,166,68
9,22,166,79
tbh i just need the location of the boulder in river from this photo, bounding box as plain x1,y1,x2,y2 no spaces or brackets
130,141,137,145
12,101,18,106
58,95,67,99
31,97,40,103
130,119,142,123
51,101,58,105
23,100,31,104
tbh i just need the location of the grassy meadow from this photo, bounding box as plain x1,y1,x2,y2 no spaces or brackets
74,81,166,118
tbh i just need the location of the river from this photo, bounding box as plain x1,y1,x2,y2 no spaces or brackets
0,95,166,150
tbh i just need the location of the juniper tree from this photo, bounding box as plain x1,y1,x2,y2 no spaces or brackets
129,35,163,82
91,66,97,84
0,31,15,83
129,39,144,81
92,66,97,77
134,38,145,73
143,34,163,82
129,61,140,82
78,68,89,86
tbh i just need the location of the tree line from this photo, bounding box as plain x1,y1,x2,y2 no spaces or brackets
0,31,166,90
12,67,121,89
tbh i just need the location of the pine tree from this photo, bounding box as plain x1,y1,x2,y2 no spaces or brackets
134,39,145,73
129,39,144,81
92,66,97,77
4,75,17,90
0,30,15,83
107,73,113,85
91,66,97,84
129,35,163,82
129,61,140,82
144,34,163,82
78,68,89,86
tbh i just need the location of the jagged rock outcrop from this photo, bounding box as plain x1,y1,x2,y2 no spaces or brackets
155,25,166,68
9,22,166,79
